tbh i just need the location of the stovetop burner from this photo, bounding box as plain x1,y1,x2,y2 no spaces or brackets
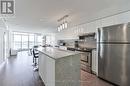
67,47,94,52
74,47,92,52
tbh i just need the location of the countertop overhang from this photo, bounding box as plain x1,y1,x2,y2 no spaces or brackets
37,47,82,60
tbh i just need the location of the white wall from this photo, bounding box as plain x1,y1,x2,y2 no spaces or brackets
56,11,130,40
9,26,56,34
0,29,4,64
5,30,10,58
0,19,9,64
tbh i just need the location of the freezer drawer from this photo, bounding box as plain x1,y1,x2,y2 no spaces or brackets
98,44,130,86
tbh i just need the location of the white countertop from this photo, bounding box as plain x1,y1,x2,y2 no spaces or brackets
37,47,81,60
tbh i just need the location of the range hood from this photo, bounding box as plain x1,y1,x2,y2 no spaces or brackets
79,32,96,40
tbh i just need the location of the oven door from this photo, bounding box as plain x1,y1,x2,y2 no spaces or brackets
81,52,91,66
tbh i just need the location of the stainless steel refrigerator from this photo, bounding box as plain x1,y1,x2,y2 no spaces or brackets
97,23,130,86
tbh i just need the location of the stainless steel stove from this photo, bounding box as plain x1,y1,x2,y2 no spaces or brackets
67,47,92,73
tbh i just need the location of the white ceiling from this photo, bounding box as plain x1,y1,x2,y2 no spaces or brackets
4,0,130,33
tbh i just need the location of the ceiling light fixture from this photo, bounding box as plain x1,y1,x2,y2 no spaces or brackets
64,21,68,29
62,23,65,29
57,15,69,32
58,26,60,32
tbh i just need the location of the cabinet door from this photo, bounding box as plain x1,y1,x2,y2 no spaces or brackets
115,11,130,24
92,49,98,75
101,16,116,27
39,53,47,83
38,52,55,86
86,22,97,33
46,55,55,86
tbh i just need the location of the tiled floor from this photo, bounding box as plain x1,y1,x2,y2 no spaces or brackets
0,51,44,86
81,70,114,86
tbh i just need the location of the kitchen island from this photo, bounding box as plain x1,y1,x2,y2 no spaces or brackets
37,47,82,86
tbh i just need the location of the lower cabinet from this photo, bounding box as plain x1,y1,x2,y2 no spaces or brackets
38,52,81,86
92,49,98,75
39,52,55,86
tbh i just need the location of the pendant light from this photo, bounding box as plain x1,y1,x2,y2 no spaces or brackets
64,21,68,29
58,26,60,32
57,15,69,32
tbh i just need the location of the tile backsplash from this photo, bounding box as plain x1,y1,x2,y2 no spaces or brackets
58,39,77,46
58,37,96,48
78,37,96,48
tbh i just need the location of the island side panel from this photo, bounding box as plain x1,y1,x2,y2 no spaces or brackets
39,52,55,86
55,54,81,86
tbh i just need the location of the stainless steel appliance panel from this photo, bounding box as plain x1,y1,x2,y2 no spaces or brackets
98,24,130,43
98,43,130,86
80,52,92,73
81,53,91,66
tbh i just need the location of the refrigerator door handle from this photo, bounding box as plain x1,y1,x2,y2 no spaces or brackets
97,28,101,43
97,28,101,59
97,29,100,75
97,28,102,77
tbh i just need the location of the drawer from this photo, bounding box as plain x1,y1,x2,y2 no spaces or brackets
81,64,91,73
80,60,90,66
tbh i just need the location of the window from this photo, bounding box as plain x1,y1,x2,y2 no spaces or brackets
12,32,43,50
22,35,28,49
29,34,35,48
37,35,42,45
13,34,21,50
